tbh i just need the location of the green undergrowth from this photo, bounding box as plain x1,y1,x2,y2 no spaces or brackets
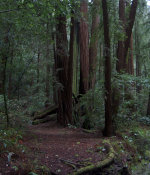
0,128,26,154
113,124,150,174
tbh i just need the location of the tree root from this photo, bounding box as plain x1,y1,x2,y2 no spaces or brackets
59,158,78,171
71,140,115,175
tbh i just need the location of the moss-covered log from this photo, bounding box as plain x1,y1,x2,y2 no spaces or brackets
32,114,57,125
72,141,115,175
33,105,58,121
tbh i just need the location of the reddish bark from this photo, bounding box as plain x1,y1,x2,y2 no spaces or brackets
45,22,50,100
89,0,100,89
124,0,138,63
102,0,113,137
55,14,73,126
127,34,134,75
117,0,138,73
79,0,89,94
117,0,126,72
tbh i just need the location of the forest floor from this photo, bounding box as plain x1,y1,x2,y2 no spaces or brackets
1,121,150,175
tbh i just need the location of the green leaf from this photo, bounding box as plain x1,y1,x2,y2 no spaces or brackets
29,172,38,175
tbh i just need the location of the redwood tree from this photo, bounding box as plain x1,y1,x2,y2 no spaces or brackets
55,9,73,126
117,0,126,73
124,0,138,62
79,0,89,94
89,0,100,89
45,22,50,100
117,0,138,73
102,0,113,137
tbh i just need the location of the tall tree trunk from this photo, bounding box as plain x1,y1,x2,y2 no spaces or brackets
36,47,40,94
127,34,134,74
113,0,138,118
2,33,9,127
46,22,50,100
117,0,138,73
89,0,100,89
8,49,13,99
124,0,138,63
116,0,126,73
67,11,75,124
79,0,89,95
102,0,113,137
73,21,79,96
52,32,57,104
135,20,141,93
56,14,73,126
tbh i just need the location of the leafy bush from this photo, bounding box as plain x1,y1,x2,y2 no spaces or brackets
0,128,25,154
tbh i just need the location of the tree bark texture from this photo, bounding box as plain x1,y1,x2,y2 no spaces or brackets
117,0,126,73
89,0,100,89
79,0,89,94
46,22,50,100
117,0,138,73
127,34,134,75
102,0,113,137
55,14,73,126
124,0,138,63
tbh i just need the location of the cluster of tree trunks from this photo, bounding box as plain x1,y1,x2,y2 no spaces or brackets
113,0,138,118
36,0,139,137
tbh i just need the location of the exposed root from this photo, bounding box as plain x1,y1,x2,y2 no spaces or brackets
71,140,115,175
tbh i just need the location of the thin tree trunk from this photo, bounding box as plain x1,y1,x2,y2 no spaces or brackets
3,56,9,127
73,21,79,96
135,20,141,93
66,11,75,125
79,0,89,95
46,22,50,100
102,0,113,137
37,47,40,93
8,49,13,99
52,31,57,104
89,0,100,89
2,34,9,127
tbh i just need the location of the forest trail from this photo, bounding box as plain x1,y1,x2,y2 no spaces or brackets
23,121,108,175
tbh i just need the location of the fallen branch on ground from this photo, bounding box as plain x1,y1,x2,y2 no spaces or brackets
82,129,97,134
32,114,57,125
71,140,115,175
33,105,58,121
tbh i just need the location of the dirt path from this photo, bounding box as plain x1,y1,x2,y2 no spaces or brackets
1,121,130,175
23,121,107,175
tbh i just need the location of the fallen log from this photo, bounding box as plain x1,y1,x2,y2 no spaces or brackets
71,140,115,175
32,114,57,125
33,105,58,121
